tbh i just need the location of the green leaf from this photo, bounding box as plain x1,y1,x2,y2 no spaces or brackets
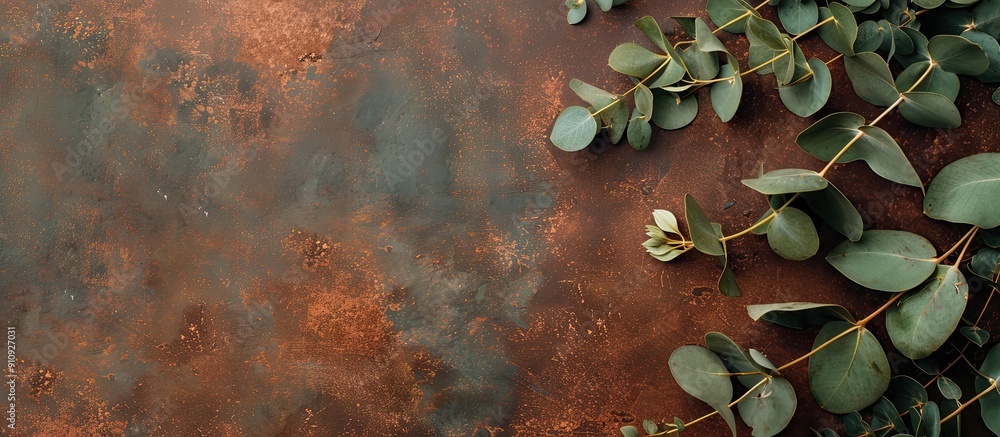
924,153,1000,228
595,0,613,12
941,399,960,437
886,265,969,359
601,100,628,144
778,58,831,117
915,402,941,437
796,112,922,187
938,377,962,400
609,43,669,78
809,321,891,414
642,419,658,435
962,30,1000,83
827,230,938,292
569,79,618,109
620,425,639,437
696,17,729,53
747,302,856,329
972,248,1000,279
680,44,721,80
928,35,990,75
887,375,928,415
817,4,858,56
737,377,797,437
686,194,724,256
801,183,864,241
746,15,794,78
742,168,828,195
651,90,698,130
995,87,1000,105
895,62,959,102
627,109,652,150
566,0,587,24
961,326,990,346
925,9,974,36
898,92,961,129
896,26,931,70
977,344,1000,435
673,16,699,37
843,411,873,436
636,84,653,118
871,397,908,435
912,0,945,8
778,0,819,35
705,332,770,387
844,52,899,107
767,206,819,260
551,106,597,152
854,20,884,53
636,16,672,53
974,0,1000,40
707,0,759,33
711,60,743,122
985,228,1000,248
668,345,738,437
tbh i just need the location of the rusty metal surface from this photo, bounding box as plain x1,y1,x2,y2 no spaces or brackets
0,0,997,435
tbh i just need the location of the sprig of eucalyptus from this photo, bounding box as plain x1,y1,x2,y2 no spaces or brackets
565,0,629,25
548,0,1000,434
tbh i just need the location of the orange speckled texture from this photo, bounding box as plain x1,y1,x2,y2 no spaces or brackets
0,0,997,435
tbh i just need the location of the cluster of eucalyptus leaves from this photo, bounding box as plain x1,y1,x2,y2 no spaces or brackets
546,0,1000,434
565,0,629,24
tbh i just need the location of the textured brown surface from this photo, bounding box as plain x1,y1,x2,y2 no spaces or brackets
0,0,998,435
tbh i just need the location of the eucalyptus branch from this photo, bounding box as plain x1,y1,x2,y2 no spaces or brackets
940,379,998,425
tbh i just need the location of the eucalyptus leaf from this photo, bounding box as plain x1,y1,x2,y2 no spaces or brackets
767,206,820,260
643,419,658,435
898,92,962,129
746,15,794,78
707,0,759,33
937,377,962,400
886,265,969,359
686,194,725,256
627,109,652,150
914,401,941,437
843,411,873,436
941,399,960,437
747,302,856,329
809,321,891,414
801,183,864,241
706,332,770,387
620,425,639,437
551,106,598,152
668,345,738,437
696,17,729,53
928,34,990,75
635,84,653,118
778,0,819,35
609,43,669,78
985,228,1000,248
742,168,828,195
566,0,587,24
711,60,743,122
961,30,1000,83
974,0,1000,40
895,61,960,102
827,230,938,292
651,90,698,130
636,16,672,53
855,20,884,53
779,58,831,117
796,112,922,187
871,397,908,435
601,100,629,144
737,377,797,437
972,248,1000,279
595,0,613,12
680,44,721,80
844,52,900,106
715,222,742,297
817,4,858,56
887,375,928,415
569,79,618,108
924,153,1000,228
977,343,1000,435
961,326,990,346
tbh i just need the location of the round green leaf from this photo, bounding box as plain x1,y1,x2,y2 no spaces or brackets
686,194,725,256
962,326,991,346
609,43,669,78
809,321,891,414
711,61,743,122
619,425,639,437
975,0,1000,39
738,377,797,437
747,302,857,329
778,0,819,35
767,206,820,260
971,247,1000,279
705,332,771,387
601,100,628,145
680,44,721,80
916,402,941,436
635,84,653,118
778,58,831,117
827,230,938,292
550,106,597,152
961,30,1000,83
912,0,946,8
668,345,738,437
796,112,922,187
595,0,613,12
566,0,587,24
695,17,729,53
844,52,899,106
886,265,969,359
938,377,962,400
569,79,618,109
977,344,1000,435
801,183,863,242
898,92,961,128
651,90,698,130
854,20,884,53
842,411,872,436
887,375,928,414
707,0,759,33
895,61,959,102
871,397,907,435
741,168,828,195
636,16,672,53
627,111,652,151
924,153,1000,228
928,35,990,75
817,3,858,56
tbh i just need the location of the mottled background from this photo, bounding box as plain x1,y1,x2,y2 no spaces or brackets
0,0,997,435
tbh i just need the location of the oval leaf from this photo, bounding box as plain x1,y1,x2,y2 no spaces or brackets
898,92,961,129
738,377,797,437
669,345,738,437
924,153,1000,228
767,206,820,260
747,302,856,329
550,106,597,152
779,58,832,117
928,34,990,75
827,230,938,292
817,3,858,56
886,265,969,359
651,90,698,130
844,52,899,106
711,61,743,122
809,321,891,414
686,194,725,256
742,168,828,195
609,43,669,78
801,183,864,241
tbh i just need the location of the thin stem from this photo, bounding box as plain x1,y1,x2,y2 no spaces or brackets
711,1,770,35
592,57,672,117
741,51,789,76
791,16,835,41
940,380,997,424
934,226,980,263
952,227,978,267
818,131,865,177
677,377,771,430
719,193,799,242
904,61,938,93
869,97,904,127
776,326,860,372
825,54,844,66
